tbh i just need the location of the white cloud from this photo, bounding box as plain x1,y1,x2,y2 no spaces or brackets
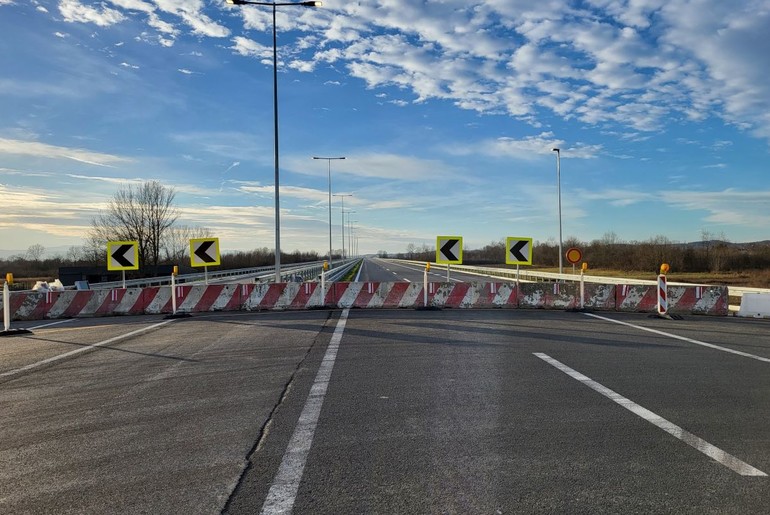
285,152,464,182
59,0,125,27
662,189,770,227
0,138,131,167
448,133,603,160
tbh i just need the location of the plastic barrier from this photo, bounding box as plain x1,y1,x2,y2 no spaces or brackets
0,282,728,321
737,293,770,318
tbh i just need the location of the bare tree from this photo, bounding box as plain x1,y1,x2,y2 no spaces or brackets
90,181,179,269
163,225,213,263
26,244,45,262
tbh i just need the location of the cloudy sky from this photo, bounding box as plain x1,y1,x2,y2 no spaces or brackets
1,0,770,258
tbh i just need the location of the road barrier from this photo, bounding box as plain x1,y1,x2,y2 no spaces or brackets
0,281,728,321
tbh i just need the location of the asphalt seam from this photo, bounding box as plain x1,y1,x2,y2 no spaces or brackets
220,309,335,514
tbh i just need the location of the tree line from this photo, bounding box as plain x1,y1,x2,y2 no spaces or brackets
394,232,770,273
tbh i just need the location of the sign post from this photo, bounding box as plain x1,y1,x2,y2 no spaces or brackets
424,262,430,307
566,248,582,270
580,262,588,309
436,236,462,281
190,238,221,285
107,241,140,288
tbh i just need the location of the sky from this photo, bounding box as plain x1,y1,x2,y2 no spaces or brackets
1,0,770,259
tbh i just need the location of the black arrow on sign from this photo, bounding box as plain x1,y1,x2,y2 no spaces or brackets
440,239,459,261
112,244,134,267
510,240,529,262
194,240,217,264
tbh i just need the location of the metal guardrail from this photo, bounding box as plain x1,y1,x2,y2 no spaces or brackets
325,259,362,282
387,259,770,298
28,260,356,292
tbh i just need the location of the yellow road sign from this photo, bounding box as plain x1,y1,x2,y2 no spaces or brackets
506,237,533,265
436,236,463,264
107,241,139,271
190,238,221,267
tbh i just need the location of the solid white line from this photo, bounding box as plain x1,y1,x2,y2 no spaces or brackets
584,313,770,364
27,319,75,330
534,352,767,477
261,308,350,514
0,320,175,379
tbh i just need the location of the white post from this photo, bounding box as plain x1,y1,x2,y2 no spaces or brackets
321,269,326,307
446,264,450,282
3,281,10,332
580,268,585,309
424,267,428,307
122,270,126,289
204,266,209,285
171,272,177,315
657,274,667,315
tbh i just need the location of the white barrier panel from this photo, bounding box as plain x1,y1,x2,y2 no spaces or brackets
737,293,770,318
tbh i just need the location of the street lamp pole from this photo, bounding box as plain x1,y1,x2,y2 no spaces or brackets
226,0,322,283
333,194,352,259
551,148,563,275
313,156,345,269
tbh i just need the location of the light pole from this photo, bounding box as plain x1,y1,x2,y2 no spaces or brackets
348,218,358,258
313,156,345,269
551,148,563,275
333,194,352,258
226,0,322,283
346,211,356,259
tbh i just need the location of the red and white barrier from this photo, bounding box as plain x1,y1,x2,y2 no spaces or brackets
0,281,728,321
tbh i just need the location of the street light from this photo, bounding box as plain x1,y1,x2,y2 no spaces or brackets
333,193,352,258
226,0,322,283
313,156,345,269
346,210,356,259
551,148,563,276
348,218,358,258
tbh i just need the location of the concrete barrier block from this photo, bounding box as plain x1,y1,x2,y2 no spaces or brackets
737,292,770,318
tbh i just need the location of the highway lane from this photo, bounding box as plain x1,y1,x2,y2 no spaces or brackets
358,257,504,283
229,310,770,513
2,310,769,513
0,311,337,514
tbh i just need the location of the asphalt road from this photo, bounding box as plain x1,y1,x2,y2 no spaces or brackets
358,257,502,283
2,310,769,514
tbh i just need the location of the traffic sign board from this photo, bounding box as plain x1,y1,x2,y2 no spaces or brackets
190,238,220,267
506,237,533,265
436,236,463,264
107,241,139,271
566,247,583,265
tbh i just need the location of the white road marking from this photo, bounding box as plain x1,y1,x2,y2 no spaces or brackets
584,313,770,364
0,320,175,379
27,319,75,330
534,352,767,477
404,278,411,283
261,308,350,514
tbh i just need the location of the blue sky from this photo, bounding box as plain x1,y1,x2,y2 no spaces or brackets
1,0,770,258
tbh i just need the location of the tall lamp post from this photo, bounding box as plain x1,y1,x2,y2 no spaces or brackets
313,156,345,269
345,211,356,259
551,148,563,275
333,194,352,258
226,0,322,283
